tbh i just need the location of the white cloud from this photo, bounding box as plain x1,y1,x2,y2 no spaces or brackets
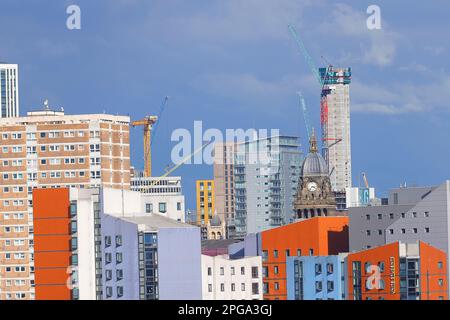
351,73,450,115
317,3,399,67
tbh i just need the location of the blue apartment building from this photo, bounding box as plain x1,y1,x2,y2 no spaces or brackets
286,254,348,300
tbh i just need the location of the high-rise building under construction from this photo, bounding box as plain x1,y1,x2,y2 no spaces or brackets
319,67,352,193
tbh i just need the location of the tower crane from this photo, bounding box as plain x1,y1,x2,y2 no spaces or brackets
297,91,312,140
362,172,370,188
288,24,343,178
149,140,213,187
131,97,169,178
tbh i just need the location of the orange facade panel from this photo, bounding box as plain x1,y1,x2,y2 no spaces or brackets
34,252,71,268
347,242,400,300
34,219,70,235
35,285,72,301
419,242,448,300
34,268,70,285
33,188,70,219
34,235,71,252
33,188,72,300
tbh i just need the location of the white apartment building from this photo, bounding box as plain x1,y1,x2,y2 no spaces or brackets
201,254,263,300
131,171,185,222
0,63,19,118
0,107,131,300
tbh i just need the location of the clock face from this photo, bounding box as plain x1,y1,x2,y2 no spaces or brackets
307,182,318,192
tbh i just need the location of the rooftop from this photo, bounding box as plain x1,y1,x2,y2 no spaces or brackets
122,214,196,231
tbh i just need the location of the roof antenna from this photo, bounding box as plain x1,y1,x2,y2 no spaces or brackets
43,99,50,111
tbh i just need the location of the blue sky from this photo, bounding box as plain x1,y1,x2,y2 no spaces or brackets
1,0,450,209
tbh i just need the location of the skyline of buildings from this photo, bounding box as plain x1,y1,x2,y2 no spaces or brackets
1,58,449,301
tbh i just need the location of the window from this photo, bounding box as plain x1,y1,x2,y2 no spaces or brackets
208,284,212,292
116,269,123,281
401,228,406,234
116,252,123,264
273,250,278,258
366,230,371,236
241,267,245,275
388,229,394,235
274,266,279,275
285,249,290,257
208,267,212,276
116,235,122,247
177,202,181,211
365,214,370,220
389,213,394,219
412,212,417,218
424,212,430,217
315,264,322,275
327,281,334,292
262,250,268,262
438,279,444,286
117,286,124,298
252,283,259,295
378,230,383,235
413,228,418,234
309,249,314,256
145,203,153,213
231,267,235,275
401,213,405,218
231,283,235,292
274,282,279,290
159,202,167,213
105,236,112,247
241,283,246,291
220,283,225,292
220,267,224,276
327,263,334,274
438,261,443,269
297,249,302,257
251,266,258,279
105,253,112,264
377,214,382,220
315,281,323,293
106,287,113,298
105,269,112,281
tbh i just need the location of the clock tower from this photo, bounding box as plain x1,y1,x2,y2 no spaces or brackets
294,130,339,219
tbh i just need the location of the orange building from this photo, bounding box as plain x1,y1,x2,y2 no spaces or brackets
33,188,73,300
261,217,349,300
347,241,448,300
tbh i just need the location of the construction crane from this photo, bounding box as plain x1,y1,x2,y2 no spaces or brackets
149,140,213,187
288,23,343,171
297,91,312,140
131,97,169,178
288,24,323,86
150,96,169,146
362,172,370,188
